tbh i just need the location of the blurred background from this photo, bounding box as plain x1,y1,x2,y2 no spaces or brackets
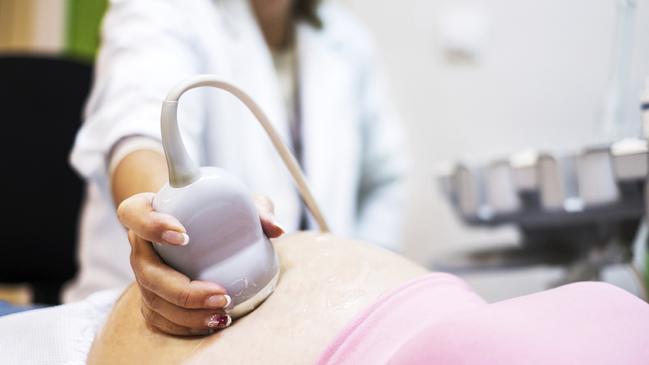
344,0,649,300
1,0,647,303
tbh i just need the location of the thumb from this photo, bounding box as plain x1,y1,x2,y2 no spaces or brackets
253,195,285,238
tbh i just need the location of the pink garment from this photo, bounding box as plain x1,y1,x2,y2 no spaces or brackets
317,273,649,365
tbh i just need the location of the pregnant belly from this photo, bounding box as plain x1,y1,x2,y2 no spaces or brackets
88,232,427,365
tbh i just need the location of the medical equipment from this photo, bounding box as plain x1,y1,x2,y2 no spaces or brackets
436,140,647,295
153,75,329,318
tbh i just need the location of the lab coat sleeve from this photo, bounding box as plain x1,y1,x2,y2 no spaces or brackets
70,0,204,184
354,48,409,252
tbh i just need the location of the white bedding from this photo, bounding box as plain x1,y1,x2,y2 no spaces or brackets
0,289,121,365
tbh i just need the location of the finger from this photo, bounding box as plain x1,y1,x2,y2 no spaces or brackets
253,194,275,215
140,302,214,336
141,288,231,330
118,193,188,246
129,233,229,309
253,195,285,238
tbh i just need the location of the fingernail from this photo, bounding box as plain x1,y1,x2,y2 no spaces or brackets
223,294,232,309
275,223,286,236
274,222,285,235
162,231,189,246
269,214,285,234
205,294,231,308
207,314,231,329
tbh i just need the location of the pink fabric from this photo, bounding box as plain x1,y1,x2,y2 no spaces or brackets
316,273,487,365
317,274,649,365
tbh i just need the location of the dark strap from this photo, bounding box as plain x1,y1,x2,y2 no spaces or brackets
290,50,309,231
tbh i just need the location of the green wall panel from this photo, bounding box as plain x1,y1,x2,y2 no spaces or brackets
65,0,108,61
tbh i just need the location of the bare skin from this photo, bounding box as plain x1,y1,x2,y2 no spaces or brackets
87,232,428,365
251,0,295,50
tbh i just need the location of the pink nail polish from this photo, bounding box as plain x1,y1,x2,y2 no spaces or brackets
207,314,231,329
269,214,285,232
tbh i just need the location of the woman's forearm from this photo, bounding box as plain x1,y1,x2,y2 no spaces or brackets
111,150,169,207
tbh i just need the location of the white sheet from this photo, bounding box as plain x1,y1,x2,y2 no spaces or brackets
0,288,121,365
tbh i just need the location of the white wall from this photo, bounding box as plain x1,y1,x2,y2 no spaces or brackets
339,0,649,263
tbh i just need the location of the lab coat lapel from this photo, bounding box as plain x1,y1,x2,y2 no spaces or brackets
215,0,301,231
298,23,354,231
219,0,290,143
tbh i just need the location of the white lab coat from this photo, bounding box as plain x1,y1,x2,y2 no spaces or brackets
64,0,408,302
643,76,649,137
